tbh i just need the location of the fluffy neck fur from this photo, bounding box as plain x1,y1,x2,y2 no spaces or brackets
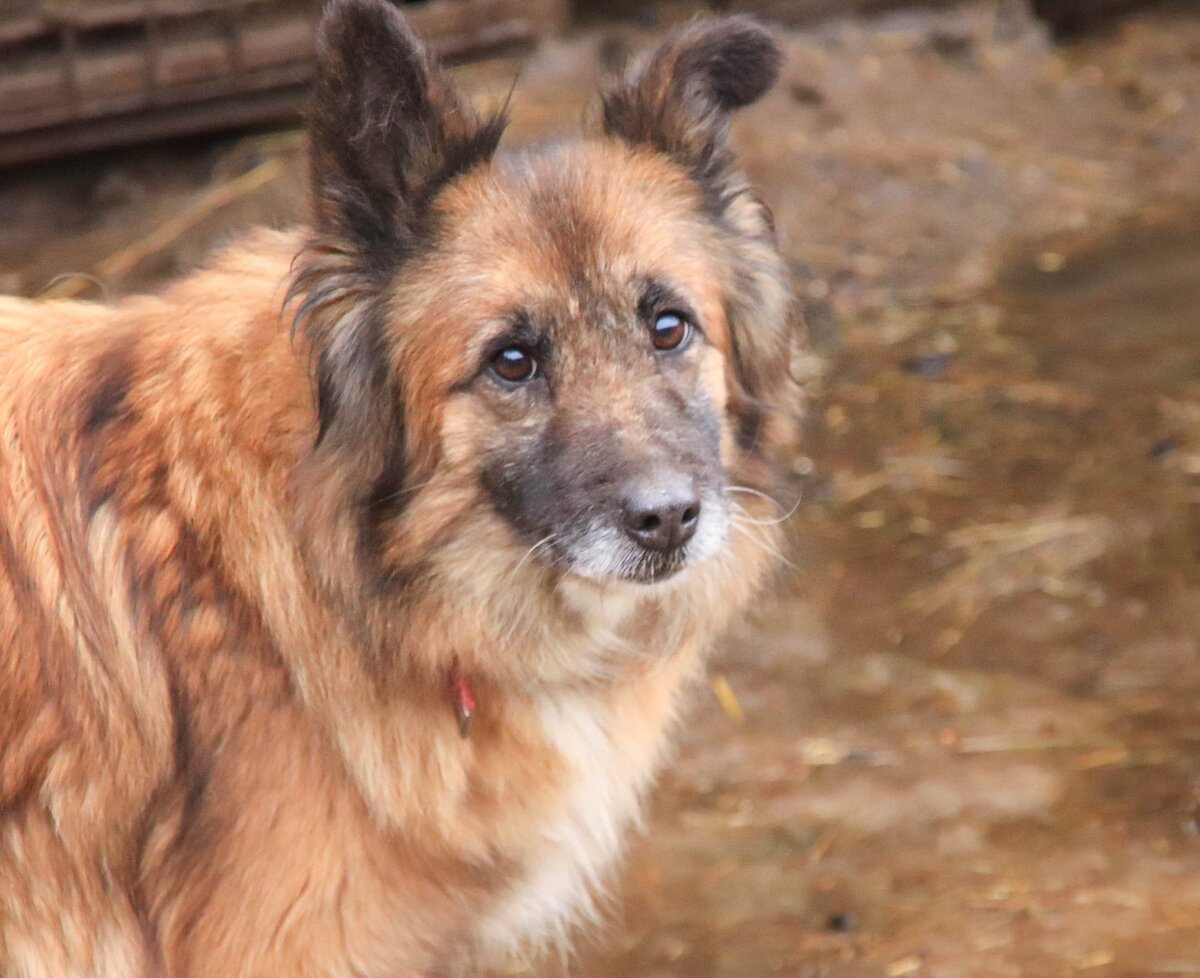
93,226,772,830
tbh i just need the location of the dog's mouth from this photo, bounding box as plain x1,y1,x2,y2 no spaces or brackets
565,548,691,586
531,500,730,587
618,549,689,584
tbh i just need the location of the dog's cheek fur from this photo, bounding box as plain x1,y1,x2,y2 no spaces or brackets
370,395,494,577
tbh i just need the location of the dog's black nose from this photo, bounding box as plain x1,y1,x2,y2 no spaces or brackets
621,479,701,554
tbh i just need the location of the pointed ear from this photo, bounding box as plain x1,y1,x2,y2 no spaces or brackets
307,0,507,263
289,0,509,573
604,19,797,463
599,16,781,207
292,0,506,455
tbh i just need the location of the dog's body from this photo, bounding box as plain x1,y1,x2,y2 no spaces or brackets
0,4,798,976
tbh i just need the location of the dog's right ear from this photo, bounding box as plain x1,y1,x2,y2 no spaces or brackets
599,17,781,214
307,0,506,263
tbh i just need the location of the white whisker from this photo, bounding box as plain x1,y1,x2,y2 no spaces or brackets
726,484,785,508
724,484,804,525
514,533,558,575
725,485,804,524
729,507,795,569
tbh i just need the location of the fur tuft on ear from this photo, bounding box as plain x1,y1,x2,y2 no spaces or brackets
306,0,506,262
600,17,780,208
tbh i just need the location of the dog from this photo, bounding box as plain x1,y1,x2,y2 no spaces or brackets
0,1,799,974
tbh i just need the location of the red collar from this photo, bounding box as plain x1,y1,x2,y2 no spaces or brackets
450,663,475,738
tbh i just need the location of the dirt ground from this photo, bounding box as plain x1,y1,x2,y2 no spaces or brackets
4,2,1200,975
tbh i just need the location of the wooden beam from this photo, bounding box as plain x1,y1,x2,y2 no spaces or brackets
1030,0,1170,37
0,0,568,166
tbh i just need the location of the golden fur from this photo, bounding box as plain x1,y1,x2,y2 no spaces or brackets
0,4,799,975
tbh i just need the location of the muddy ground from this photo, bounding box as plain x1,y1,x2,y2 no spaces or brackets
3,2,1200,975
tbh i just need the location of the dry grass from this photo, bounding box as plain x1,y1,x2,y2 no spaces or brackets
909,509,1113,622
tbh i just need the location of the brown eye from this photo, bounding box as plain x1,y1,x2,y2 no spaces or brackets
489,345,538,384
651,312,693,352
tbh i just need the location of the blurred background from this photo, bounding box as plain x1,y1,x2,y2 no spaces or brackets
3,0,1199,975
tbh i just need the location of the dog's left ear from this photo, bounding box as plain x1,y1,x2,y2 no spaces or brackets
599,16,781,212
602,19,797,458
291,0,508,566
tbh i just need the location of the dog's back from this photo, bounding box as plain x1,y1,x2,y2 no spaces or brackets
0,236,311,977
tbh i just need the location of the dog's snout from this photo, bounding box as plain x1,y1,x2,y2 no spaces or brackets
620,477,701,554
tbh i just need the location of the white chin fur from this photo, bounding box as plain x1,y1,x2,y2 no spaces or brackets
558,494,730,587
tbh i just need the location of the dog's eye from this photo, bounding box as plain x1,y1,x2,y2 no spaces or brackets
651,312,693,352
489,345,538,384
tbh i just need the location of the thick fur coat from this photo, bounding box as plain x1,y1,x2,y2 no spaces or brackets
0,2,799,975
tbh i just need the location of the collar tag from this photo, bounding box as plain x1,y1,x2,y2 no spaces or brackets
451,666,476,738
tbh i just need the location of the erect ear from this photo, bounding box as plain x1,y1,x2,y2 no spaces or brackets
289,0,507,570
599,16,781,209
307,0,506,261
291,0,506,451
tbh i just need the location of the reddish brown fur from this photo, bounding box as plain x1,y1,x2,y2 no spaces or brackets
0,4,799,976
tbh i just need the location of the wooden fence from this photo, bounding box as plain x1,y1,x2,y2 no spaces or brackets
0,0,567,166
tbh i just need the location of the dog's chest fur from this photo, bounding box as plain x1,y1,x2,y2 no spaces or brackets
470,658,695,963
341,587,703,972
258,641,702,978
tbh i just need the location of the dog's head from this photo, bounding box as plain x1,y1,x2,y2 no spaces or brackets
292,0,797,599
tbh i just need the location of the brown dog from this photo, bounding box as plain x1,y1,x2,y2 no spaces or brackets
0,2,798,975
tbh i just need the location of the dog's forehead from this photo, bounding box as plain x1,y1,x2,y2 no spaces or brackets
434,141,723,308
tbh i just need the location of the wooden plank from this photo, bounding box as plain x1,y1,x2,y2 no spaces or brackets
0,0,269,45
1030,0,1168,37
3,63,314,135
0,14,315,127
0,15,46,46
0,85,306,167
66,0,278,32
0,0,569,165
2,0,280,34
